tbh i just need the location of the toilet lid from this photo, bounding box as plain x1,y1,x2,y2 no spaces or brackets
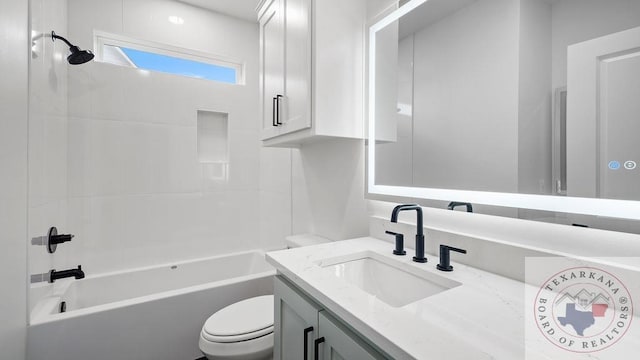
202,295,274,342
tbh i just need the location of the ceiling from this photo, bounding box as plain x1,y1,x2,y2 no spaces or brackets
177,0,261,22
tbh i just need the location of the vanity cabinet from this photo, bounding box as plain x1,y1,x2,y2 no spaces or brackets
316,312,384,360
274,276,388,360
274,275,320,359
257,0,365,147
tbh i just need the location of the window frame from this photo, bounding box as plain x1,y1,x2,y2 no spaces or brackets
93,30,245,85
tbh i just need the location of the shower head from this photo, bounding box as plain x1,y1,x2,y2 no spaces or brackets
51,31,94,65
66,45,95,65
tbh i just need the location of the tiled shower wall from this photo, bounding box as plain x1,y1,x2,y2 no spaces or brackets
28,0,71,311
28,0,294,313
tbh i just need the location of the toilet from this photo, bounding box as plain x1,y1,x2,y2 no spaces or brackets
199,295,275,360
199,235,331,359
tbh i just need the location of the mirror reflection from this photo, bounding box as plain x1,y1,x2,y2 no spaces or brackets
374,0,640,201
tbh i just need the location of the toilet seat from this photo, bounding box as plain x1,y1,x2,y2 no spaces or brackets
201,324,274,343
202,295,274,340
199,295,274,360
199,331,273,360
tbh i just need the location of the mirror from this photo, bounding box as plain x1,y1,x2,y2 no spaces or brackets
368,0,640,221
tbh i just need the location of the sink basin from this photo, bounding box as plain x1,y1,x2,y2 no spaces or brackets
318,252,461,307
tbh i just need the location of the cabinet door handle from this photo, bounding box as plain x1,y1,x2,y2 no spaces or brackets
276,94,283,125
272,97,278,127
303,326,314,360
314,337,325,360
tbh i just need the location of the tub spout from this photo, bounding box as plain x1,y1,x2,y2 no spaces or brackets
50,265,85,283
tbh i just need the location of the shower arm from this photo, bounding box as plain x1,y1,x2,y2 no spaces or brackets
51,31,74,48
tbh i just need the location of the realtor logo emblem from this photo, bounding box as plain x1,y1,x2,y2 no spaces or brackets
534,267,633,353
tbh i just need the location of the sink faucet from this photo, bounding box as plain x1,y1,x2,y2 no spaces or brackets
390,204,427,263
447,201,473,213
49,265,85,283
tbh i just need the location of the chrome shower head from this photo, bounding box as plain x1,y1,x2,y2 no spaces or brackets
51,30,94,65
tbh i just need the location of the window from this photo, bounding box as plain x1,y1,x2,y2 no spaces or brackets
95,31,244,85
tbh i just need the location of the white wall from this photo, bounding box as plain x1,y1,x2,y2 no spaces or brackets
295,139,369,241
28,0,292,313
411,0,520,192
66,0,289,267
367,0,397,21
0,0,29,357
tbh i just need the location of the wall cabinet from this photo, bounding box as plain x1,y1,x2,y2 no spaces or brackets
274,276,388,360
257,0,365,147
258,0,312,142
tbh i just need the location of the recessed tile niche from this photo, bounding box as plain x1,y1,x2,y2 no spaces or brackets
197,110,229,181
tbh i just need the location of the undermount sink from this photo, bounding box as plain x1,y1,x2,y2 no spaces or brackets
317,251,461,307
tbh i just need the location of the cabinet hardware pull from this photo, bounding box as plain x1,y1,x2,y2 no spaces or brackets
272,97,278,127
303,326,314,360
314,337,325,360
276,94,283,125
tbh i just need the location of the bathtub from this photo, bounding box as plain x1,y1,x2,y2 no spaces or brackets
27,250,275,360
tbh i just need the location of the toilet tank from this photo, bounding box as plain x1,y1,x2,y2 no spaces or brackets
285,234,332,248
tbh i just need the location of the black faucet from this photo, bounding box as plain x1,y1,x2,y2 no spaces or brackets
49,266,85,283
390,204,427,263
447,202,473,213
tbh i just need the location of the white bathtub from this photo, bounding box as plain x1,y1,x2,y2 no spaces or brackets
27,250,275,360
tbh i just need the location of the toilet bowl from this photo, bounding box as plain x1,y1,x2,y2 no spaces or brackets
199,295,274,360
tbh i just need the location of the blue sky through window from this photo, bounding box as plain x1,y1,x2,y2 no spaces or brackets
120,47,237,84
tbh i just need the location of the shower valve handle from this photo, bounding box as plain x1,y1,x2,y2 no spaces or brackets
47,226,75,253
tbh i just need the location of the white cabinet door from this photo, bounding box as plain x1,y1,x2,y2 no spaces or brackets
274,276,321,360
260,0,285,140
567,26,640,200
282,0,312,134
316,312,386,360
260,0,311,141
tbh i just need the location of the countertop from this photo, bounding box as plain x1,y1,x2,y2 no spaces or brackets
266,237,640,359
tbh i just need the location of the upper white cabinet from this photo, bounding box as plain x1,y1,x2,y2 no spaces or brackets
257,0,365,147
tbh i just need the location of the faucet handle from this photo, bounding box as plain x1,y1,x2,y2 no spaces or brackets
47,226,75,254
385,231,406,256
437,245,467,272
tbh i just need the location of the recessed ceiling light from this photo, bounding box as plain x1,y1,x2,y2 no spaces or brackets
168,15,184,25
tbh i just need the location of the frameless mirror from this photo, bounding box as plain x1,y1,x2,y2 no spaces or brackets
368,0,640,220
